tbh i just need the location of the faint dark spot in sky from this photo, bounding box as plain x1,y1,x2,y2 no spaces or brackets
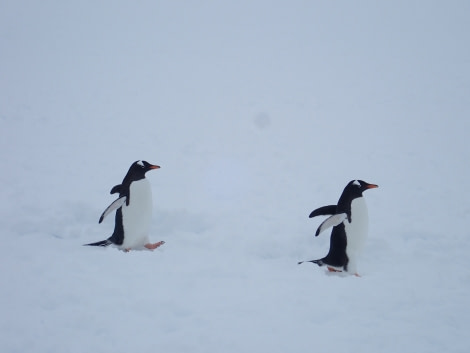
253,112,271,130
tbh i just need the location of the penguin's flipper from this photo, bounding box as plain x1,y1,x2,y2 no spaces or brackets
309,205,337,218
110,184,122,194
315,213,347,236
99,196,127,223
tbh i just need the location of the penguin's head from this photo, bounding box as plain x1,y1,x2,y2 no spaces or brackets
337,180,378,209
133,160,160,173
348,180,378,194
126,160,160,181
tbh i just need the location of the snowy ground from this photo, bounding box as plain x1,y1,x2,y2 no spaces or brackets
1,2,470,352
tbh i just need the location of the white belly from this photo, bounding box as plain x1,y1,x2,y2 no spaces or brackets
120,179,152,250
344,197,368,273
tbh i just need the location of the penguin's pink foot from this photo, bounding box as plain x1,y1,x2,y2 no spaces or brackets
327,267,342,273
145,241,165,250
124,248,131,253
354,273,361,277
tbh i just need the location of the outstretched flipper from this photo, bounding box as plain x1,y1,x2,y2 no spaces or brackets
309,205,337,218
110,184,122,194
315,213,347,236
99,196,127,223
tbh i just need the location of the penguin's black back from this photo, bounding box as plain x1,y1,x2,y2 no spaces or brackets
321,223,349,269
108,208,125,245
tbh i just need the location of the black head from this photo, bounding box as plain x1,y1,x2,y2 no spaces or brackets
125,160,160,181
344,179,378,197
337,180,378,216
336,180,378,211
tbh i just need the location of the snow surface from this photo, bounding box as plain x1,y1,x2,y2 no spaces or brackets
1,1,470,352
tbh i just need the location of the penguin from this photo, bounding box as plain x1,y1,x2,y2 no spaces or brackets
84,160,165,252
298,180,378,276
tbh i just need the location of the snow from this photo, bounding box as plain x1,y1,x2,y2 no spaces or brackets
1,1,470,352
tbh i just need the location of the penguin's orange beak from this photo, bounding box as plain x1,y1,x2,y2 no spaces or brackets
366,183,378,189
149,164,161,170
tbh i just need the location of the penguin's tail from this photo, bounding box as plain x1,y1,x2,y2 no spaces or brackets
83,239,113,247
298,259,324,267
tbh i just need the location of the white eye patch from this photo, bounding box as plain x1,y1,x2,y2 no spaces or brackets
353,180,361,186
137,160,144,167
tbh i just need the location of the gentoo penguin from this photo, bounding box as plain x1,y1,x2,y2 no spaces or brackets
84,160,165,252
298,180,378,276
